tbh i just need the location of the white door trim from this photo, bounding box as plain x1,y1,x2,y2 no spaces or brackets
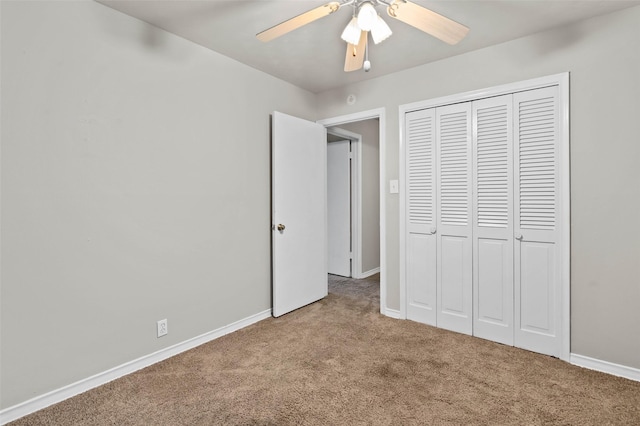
399,73,570,361
327,127,362,278
318,108,387,316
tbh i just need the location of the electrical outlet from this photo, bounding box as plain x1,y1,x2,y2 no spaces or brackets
157,319,168,338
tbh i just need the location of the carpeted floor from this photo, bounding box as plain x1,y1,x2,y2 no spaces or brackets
10,273,640,425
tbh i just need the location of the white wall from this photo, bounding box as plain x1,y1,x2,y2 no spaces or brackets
317,6,640,369
336,119,380,274
0,0,316,409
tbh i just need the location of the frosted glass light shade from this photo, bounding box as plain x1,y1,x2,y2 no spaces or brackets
341,16,361,45
357,2,377,32
371,15,392,44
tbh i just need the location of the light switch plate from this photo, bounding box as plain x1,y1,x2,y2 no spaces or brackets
390,180,399,194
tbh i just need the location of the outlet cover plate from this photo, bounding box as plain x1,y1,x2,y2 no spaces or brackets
157,319,168,337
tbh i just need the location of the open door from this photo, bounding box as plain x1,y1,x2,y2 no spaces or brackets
272,111,328,317
327,139,352,277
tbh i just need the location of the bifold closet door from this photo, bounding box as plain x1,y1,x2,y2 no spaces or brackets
405,108,437,326
472,95,514,346
404,84,564,356
436,103,473,335
514,86,562,357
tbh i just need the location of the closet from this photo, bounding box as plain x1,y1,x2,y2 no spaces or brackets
404,85,563,358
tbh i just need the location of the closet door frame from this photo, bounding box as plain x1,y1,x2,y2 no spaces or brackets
399,73,570,361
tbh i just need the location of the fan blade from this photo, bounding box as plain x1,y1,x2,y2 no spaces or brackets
344,31,367,72
387,0,469,45
257,2,341,42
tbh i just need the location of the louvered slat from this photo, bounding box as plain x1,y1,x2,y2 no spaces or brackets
439,110,469,225
518,97,556,230
476,104,509,228
407,112,434,226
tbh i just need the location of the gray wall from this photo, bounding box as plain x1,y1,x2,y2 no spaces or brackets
316,6,640,369
336,119,380,274
0,0,316,409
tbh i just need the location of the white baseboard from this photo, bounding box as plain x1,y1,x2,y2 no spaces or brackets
359,267,380,279
383,308,401,319
570,353,640,382
0,309,272,425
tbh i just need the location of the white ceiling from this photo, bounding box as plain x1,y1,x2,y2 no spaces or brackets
98,0,640,93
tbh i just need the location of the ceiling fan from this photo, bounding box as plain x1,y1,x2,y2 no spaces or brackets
256,0,469,73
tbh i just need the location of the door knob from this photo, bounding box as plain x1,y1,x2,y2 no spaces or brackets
429,226,437,235
277,224,286,231
515,233,523,240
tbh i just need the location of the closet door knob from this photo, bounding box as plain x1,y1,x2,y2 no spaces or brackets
277,224,286,231
429,226,437,235
515,234,523,241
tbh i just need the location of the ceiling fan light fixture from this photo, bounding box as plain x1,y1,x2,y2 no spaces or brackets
357,2,377,32
341,16,362,45
370,15,392,44
256,0,469,74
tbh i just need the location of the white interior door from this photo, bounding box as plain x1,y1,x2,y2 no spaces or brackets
472,94,514,345
436,103,473,335
405,108,438,326
514,87,562,357
272,111,328,317
327,140,351,277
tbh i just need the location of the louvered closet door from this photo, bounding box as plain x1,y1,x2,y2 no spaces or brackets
436,103,473,335
405,108,437,325
472,95,514,345
514,86,561,357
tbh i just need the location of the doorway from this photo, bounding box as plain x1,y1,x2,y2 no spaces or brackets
318,108,388,316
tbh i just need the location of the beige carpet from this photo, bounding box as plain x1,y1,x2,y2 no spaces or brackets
11,273,640,425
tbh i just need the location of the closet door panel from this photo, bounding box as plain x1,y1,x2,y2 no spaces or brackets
436,103,472,335
519,242,555,332
440,235,471,315
476,238,511,330
472,95,514,345
405,109,437,325
407,233,437,324
514,86,561,357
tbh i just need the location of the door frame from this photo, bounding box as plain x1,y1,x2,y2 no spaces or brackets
399,73,570,361
327,127,361,278
318,108,389,317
